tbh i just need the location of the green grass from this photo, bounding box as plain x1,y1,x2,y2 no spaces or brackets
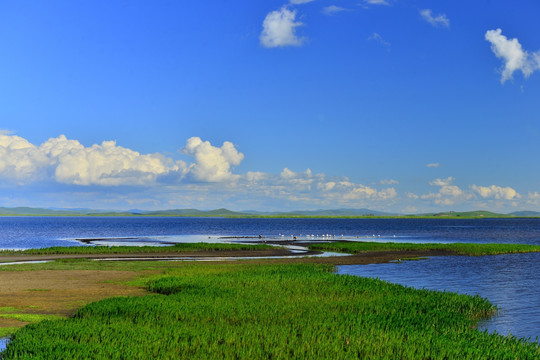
0,314,64,323
0,327,17,338
0,307,20,314
0,258,184,272
308,241,540,256
0,242,274,256
2,263,538,359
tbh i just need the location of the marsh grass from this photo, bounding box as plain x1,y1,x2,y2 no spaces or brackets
308,241,540,256
3,263,539,359
0,242,274,256
0,327,17,338
0,314,64,323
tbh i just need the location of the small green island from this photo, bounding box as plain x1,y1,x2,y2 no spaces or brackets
0,241,539,359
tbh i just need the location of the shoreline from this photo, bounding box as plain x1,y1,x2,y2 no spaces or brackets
0,240,460,266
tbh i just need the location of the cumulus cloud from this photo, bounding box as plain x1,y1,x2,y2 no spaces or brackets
485,29,540,83
0,133,49,182
426,163,440,168
422,177,469,205
322,6,348,15
471,184,519,200
0,132,248,186
241,166,398,207
260,7,305,48
429,177,454,187
41,135,186,186
420,9,450,28
0,131,402,211
182,137,244,182
313,177,396,201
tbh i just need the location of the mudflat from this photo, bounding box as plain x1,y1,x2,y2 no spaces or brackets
0,270,148,329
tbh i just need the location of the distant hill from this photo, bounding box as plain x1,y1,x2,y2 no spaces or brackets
248,208,396,217
508,211,540,217
143,208,245,216
1,206,539,218
0,207,80,216
417,210,509,218
0,206,394,217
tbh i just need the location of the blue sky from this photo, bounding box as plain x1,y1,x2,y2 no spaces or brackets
1,0,539,213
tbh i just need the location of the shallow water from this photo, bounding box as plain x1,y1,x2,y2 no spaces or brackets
338,252,540,341
0,337,9,353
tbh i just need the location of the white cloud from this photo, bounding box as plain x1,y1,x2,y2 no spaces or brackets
322,6,348,15
245,171,267,182
41,135,186,186
526,192,540,206
182,137,244,182
380,179,398,185
485,29,540,83
0,132,400,211
429,177,454,187
368,33,391,47
420,9,450,28
426,163,440,168
471,184,519,200
0,133,49,183
289,0,314,4
422,177,469,205
318,181,336,191
364,0,389,5
0,132,248,186
260,7,305,48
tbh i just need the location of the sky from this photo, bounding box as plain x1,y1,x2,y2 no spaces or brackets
0,0,539,213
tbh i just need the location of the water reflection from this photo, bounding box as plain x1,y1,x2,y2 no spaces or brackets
338,253,540,341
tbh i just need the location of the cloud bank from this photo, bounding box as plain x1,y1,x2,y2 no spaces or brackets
471,184,519,200
0,133,246,186
485,29,540,83
0,132,531,212
0,132,399,209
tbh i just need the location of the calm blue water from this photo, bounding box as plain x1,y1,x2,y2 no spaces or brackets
0,217,539,343
1,217,540,249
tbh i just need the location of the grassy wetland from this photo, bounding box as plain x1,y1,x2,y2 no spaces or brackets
0,244,539,359
308,241,540,256
0,242,274,256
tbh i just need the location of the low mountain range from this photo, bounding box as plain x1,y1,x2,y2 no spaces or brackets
1,207,540,217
